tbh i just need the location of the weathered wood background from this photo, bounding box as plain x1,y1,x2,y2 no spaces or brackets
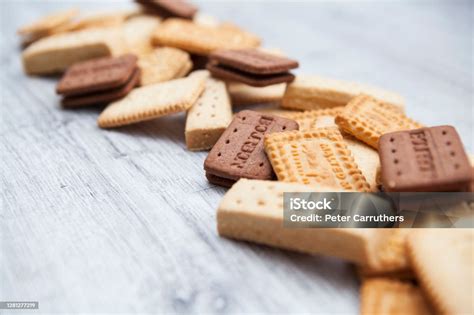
1,0,472,314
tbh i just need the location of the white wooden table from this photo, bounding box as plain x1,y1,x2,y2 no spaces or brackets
1,1,472,314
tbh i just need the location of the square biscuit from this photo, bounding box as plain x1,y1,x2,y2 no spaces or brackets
152,18,261,55
290,107,344,131
98,75,205,128
335,94,422,149
282,75,405,111
227,82,287,106
22,27,126,75
138,47,192,86
264,127,371,191
122,15,161,56
185,71,233,151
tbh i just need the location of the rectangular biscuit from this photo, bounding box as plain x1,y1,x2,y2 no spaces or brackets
360,279,433,315
185,71,233,151
379,126,471,192
289,107,344,130
264,127,371,191
152,18,261,55
335,94,422,149
204,110,299,186
98,75,205,128
408,229,474,315
219,179,413,275
281,75,405,111
22,27,126,75
138,47,192,86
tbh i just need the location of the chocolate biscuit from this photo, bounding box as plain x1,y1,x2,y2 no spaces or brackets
204,110,299,186
206,63,295,87
135,0,197,19
57,54,138,97
379,125,471,192
62,68,140,108
209,49,299,75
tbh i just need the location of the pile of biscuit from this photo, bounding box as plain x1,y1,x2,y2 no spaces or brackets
19,1,473,314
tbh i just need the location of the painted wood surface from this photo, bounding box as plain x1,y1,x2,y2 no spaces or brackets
1,0,472,313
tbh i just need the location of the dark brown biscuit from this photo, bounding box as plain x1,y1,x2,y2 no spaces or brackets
207,63,295,87
209,49,299,75
56,54,138,97
379,125,472,192
62,68,140,108
204,110,299,186
135,0,197,19
205,172,236,188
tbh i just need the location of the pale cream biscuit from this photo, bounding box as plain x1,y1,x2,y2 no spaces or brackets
408,229,474,315
22,27,126,75
18,8,79,36
290,107,344,130
98,75,205,128
152,18,261,55
192,13,220,27
264,128,371,191
360,278,433,315
227,82,287,106
138,47,192,86
335,94,422,149
281,75,405,111
185,71,233,151
122,15,161,56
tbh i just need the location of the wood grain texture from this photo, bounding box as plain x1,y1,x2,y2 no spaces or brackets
1,0,472,314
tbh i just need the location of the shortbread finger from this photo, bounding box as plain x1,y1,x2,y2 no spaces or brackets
185,71,232,151
98,75,205,128
152,18,260,55
408,229,474,315
282,75,405,111
335,94,422,149
22,27,126,75
138,47,191,86
264,128,370,191
360,279,432,315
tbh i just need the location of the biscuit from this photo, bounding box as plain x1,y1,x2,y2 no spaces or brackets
254,107,303,119
136,0,198,19
207,62,295,87
344,135,380,191
185,71,233,151
360,279,433,315
227,82,286,105
218,179,385,264
122,15,161,56
281,75,405,111
335,94,422,149
138,47,192,86
152,18,261,55
18,8,79,38
264,128,371,191
408,229,473,315
379,126,472,192
204,110,299,187
63,11,127,32
193,13,220,27
289,107,344,130
61,68,140,108
56,54,138,96
22,27,126,75
98,75,205,128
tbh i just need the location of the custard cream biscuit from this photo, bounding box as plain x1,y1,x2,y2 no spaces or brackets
264,128,371,191
335,94,422,149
